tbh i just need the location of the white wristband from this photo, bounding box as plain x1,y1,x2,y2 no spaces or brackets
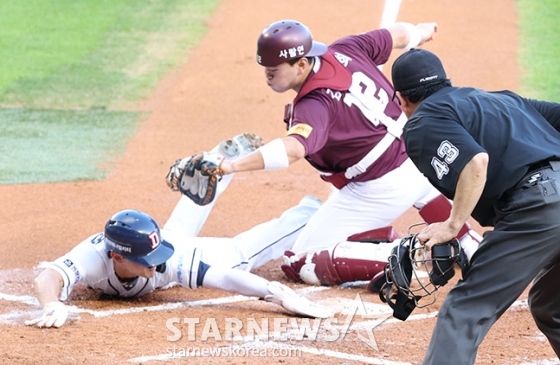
395,22,421,49
258,139,290,170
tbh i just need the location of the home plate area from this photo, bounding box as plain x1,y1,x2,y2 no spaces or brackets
1,267,556,364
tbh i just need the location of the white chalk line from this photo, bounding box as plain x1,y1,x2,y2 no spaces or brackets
122,297,550,365
0,292,39,306
129,339,560,365
518,360,560,365
0,284,457,325
349,299,530,331
129,340,413,365
376,0,402,73
0,288,544,365
380,0,402,28
0,286,330,322
4,283,532,346
0,1,553,364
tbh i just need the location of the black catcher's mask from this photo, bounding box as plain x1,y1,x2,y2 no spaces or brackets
379,232,468,321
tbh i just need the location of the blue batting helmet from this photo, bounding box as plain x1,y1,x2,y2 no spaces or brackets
104,210,174,267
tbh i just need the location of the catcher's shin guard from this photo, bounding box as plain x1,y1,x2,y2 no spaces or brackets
282,226,400,287
281,226,400,285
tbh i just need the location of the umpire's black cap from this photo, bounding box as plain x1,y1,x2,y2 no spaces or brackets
391,48,447,93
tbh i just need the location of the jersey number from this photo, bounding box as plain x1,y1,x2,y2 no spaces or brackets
431,140,459,180
343,71,389,127
148,231,160,249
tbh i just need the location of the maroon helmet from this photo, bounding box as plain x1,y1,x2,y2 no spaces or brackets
257,20,327,67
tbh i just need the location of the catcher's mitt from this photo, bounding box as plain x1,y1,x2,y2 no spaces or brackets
165,152,224,206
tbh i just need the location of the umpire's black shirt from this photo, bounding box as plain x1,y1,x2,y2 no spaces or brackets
403,87,560,226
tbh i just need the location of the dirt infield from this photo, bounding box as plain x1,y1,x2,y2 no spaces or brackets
1,0,557,364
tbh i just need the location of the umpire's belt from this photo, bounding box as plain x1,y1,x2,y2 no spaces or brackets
515,160,560,190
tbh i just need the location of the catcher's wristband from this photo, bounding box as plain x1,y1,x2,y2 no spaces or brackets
259,139,290,170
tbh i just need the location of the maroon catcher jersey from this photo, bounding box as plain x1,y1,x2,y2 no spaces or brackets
286,29,408,186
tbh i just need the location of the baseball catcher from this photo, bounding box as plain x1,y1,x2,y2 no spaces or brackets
166,152,225,206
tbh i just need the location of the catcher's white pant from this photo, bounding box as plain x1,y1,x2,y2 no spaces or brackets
290,158,440,256
162,192,320,270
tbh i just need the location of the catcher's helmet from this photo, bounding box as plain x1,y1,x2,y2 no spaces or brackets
104,210,174,267
379,230,467,321
256,20,328,67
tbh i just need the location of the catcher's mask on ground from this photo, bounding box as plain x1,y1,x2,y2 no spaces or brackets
104,209,175,268
379,232,467,321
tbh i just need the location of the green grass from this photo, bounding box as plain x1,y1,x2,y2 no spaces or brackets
0,109,144,184
0,0,221,184
0,0,220,109
517,0,560,101
0,1,127,97
0,1,556,184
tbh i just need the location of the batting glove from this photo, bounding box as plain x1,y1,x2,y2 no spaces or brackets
25,301,69,328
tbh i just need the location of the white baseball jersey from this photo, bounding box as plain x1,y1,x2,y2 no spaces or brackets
48,232,203,300
47,194,321,300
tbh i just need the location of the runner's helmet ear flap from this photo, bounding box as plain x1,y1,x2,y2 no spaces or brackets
256,19,328,67
104,210,174,268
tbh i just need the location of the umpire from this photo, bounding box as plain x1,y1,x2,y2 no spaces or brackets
391,48,560,364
